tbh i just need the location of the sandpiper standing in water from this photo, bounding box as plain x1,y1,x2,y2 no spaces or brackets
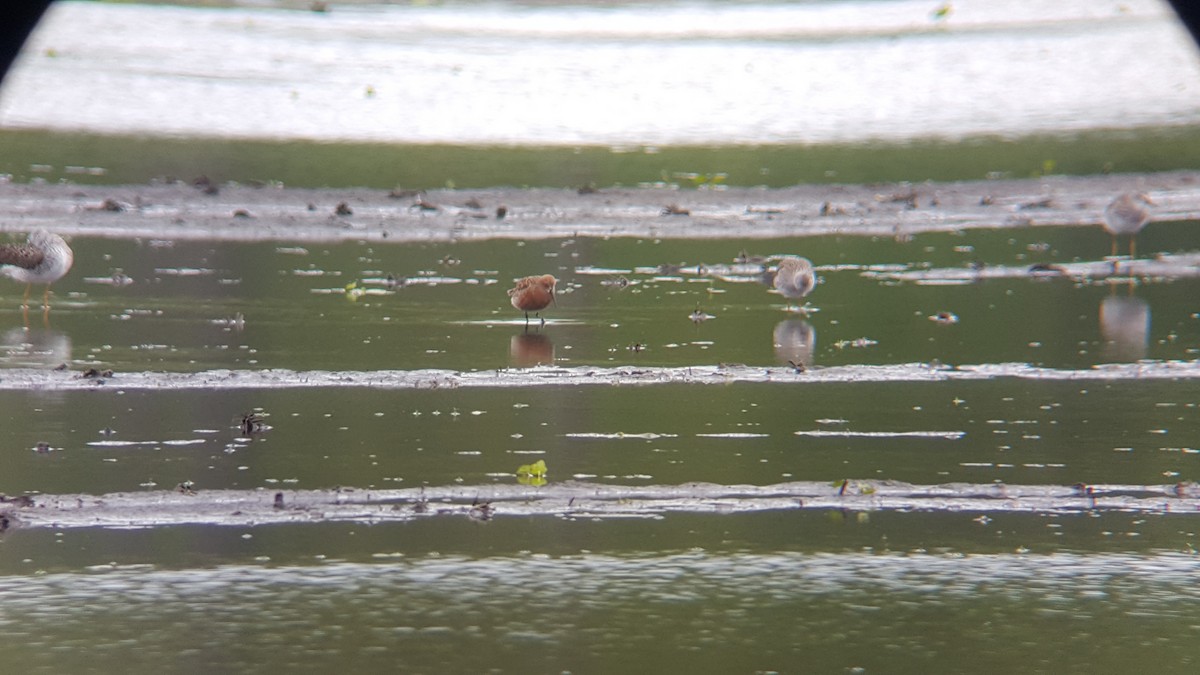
508,274,557,326
0,230,74,313
771,256,816,312
1103,192,1153,259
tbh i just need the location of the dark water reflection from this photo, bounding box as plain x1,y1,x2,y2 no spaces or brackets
772,318,816,368
510,330,554,366
1100,291,1152,361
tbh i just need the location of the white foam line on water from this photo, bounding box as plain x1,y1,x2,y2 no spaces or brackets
795,430,965,439
695,433,771,439
0,359,1197,392
563,432,679,440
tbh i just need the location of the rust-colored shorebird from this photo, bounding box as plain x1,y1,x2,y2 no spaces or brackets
1103,192,1154,259
508,274,557,326
0,230,74,311
771,256,815,311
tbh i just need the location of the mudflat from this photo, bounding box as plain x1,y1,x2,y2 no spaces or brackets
2,171,1199,243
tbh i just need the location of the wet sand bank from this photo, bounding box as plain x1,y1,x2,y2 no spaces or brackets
1,361,1199,393
4,479,1197,531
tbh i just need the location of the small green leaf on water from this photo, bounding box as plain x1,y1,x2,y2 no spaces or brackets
516,460,547,486
517,459,547,477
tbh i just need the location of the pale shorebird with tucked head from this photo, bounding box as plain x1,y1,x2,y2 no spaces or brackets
508,274,557,326
771,256,816,312
1103,192,1154,259
0,230,73,312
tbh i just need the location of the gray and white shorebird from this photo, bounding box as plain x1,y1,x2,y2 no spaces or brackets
0,230,74,310
1103,192,1154,259
771,256,816,311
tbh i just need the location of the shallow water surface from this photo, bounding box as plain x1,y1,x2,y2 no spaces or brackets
3,544,1200,673
3,0,1200,668
1,189,1199,670
2,224,1196,373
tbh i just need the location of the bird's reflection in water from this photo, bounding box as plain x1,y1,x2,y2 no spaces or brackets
773,319,816,369
1099,291,1150,362
0,326,72,367
510,331,554,366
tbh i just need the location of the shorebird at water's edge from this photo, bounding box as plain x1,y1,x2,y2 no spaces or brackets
0,230,73,312
508,274,557,326
1103,192,1153,259
771,256,816,312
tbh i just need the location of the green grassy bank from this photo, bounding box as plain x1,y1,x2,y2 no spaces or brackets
2,125,1198,190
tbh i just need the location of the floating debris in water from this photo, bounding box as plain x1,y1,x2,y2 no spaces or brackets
239,412,271,435
212,313,246,330
734,249,767,264
86,197,126,212
176,481,197,496
820,201,849,216
661,203,690,216
468,496,493,521
79,367,114,379
1027,262,1068,276
689,307,714,323
832,337,878,349
1018,196,1055,210
930,311,959,325
334,201,353,216
0,494,35,508
83,272,135,286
